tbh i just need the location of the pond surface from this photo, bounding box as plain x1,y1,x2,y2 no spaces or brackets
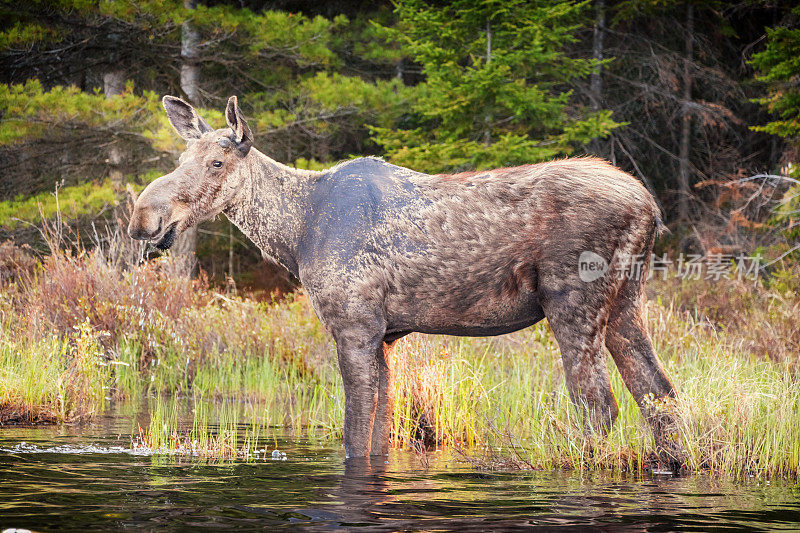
1,414,799,531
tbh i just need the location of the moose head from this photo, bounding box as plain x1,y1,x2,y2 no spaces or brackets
128,95,253,250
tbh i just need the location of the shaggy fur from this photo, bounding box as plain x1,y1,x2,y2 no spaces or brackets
129,96,678,460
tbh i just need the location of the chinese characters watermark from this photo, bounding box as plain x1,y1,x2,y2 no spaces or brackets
578,252,764,284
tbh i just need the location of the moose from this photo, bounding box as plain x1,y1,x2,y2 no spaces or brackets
129,95,679,461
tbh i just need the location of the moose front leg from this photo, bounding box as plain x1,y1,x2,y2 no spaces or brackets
370,340,397,457
335,328,384,458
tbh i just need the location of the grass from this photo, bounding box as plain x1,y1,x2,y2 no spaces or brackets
132,395,293,460
0,240,799,478
0,320,111,424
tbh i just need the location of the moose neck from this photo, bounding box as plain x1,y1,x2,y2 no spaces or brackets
223,148,319,280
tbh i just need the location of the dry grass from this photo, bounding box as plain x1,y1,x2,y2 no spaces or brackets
0,238,799,478
653,261,800,362
0,238,334,423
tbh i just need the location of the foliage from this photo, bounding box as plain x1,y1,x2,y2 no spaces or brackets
0,1,406,198
2,0,798,262
751,7,800,241
0,80,170,201
751,6,800,148
0,180,117,230
770,184,800,240
370,0,621,172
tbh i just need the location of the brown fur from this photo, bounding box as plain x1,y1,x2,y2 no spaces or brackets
129,96,681,464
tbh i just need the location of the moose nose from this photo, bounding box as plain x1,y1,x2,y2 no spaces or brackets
128,211,163,241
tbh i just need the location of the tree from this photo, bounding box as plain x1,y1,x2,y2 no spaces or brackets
0,1,405,287
751,5,800,169
0,1,403,182
751,5,800,241
172,0,202,268
577,0,781,235
370,0,621,173
677,1,694,222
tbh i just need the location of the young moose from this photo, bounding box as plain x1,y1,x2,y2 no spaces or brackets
129,96,679,460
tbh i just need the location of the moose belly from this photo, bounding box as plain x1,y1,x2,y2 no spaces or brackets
376,216,550,338
386,286,546,338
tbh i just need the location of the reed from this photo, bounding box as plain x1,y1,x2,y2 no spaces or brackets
1,242,798,478
0,320,110,423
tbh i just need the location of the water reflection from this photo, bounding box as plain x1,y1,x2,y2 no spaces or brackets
0,420,799,531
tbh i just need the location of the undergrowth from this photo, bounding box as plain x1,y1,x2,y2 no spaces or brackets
0,239,798,478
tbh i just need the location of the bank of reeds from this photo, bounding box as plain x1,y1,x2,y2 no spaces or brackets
1,239,799,478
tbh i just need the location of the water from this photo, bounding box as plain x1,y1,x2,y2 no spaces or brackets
1,415,800,531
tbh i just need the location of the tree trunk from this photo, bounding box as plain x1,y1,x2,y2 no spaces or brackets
589,0,606,157
590,0,605,113
484,20,492,146
104,70,125,186
174,0,200,273
103,70,125,99
677,2,694,221
228,221,235,279
103,34,125,187
181,0,201,105
170,223,198,273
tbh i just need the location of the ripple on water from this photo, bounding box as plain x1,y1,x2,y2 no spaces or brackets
1,417,800,531
0,442,154,456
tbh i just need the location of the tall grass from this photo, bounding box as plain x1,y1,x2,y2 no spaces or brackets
389,300,800,477
0,240,799,478
0,320,110,423
134,395,286,460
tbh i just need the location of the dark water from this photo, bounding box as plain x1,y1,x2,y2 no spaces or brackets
1,415,800,531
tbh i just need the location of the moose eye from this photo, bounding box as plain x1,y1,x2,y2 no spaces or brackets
212,160,223,168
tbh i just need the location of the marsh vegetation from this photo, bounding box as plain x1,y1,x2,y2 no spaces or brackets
1,235,798,478
2,0,800,488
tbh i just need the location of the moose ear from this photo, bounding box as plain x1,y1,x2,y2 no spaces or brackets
162,95,213,140
225,95,253,156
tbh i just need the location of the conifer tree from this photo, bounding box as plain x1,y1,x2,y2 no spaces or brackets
751,5,800,240
370,0,621,173
751,5,800,175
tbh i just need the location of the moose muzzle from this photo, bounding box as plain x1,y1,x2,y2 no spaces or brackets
127,173,183,251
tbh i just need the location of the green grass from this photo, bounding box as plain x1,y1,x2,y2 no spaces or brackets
134,395,280,460
1,245,799,478
124,304,800,478
0,320,111,423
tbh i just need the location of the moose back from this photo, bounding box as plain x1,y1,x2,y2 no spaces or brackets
128,95,678,460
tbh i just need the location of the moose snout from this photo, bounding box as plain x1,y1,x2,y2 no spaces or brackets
128,173,179,241
128,207,165,241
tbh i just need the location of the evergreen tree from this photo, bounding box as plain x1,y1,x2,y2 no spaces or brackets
0,1,404,194
370,0,621,173
751,5,800,240
751,5,800,174
0,1,404,283
582,0,783,232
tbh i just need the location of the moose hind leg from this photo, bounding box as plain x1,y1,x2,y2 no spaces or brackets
543,299,618,433
605,279,682,461
605,291,674,403
370,340,396,456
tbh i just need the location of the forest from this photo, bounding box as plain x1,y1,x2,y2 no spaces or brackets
1,0,797,285
1,0,799,482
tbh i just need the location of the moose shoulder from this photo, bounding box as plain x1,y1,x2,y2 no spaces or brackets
129,95,680,462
